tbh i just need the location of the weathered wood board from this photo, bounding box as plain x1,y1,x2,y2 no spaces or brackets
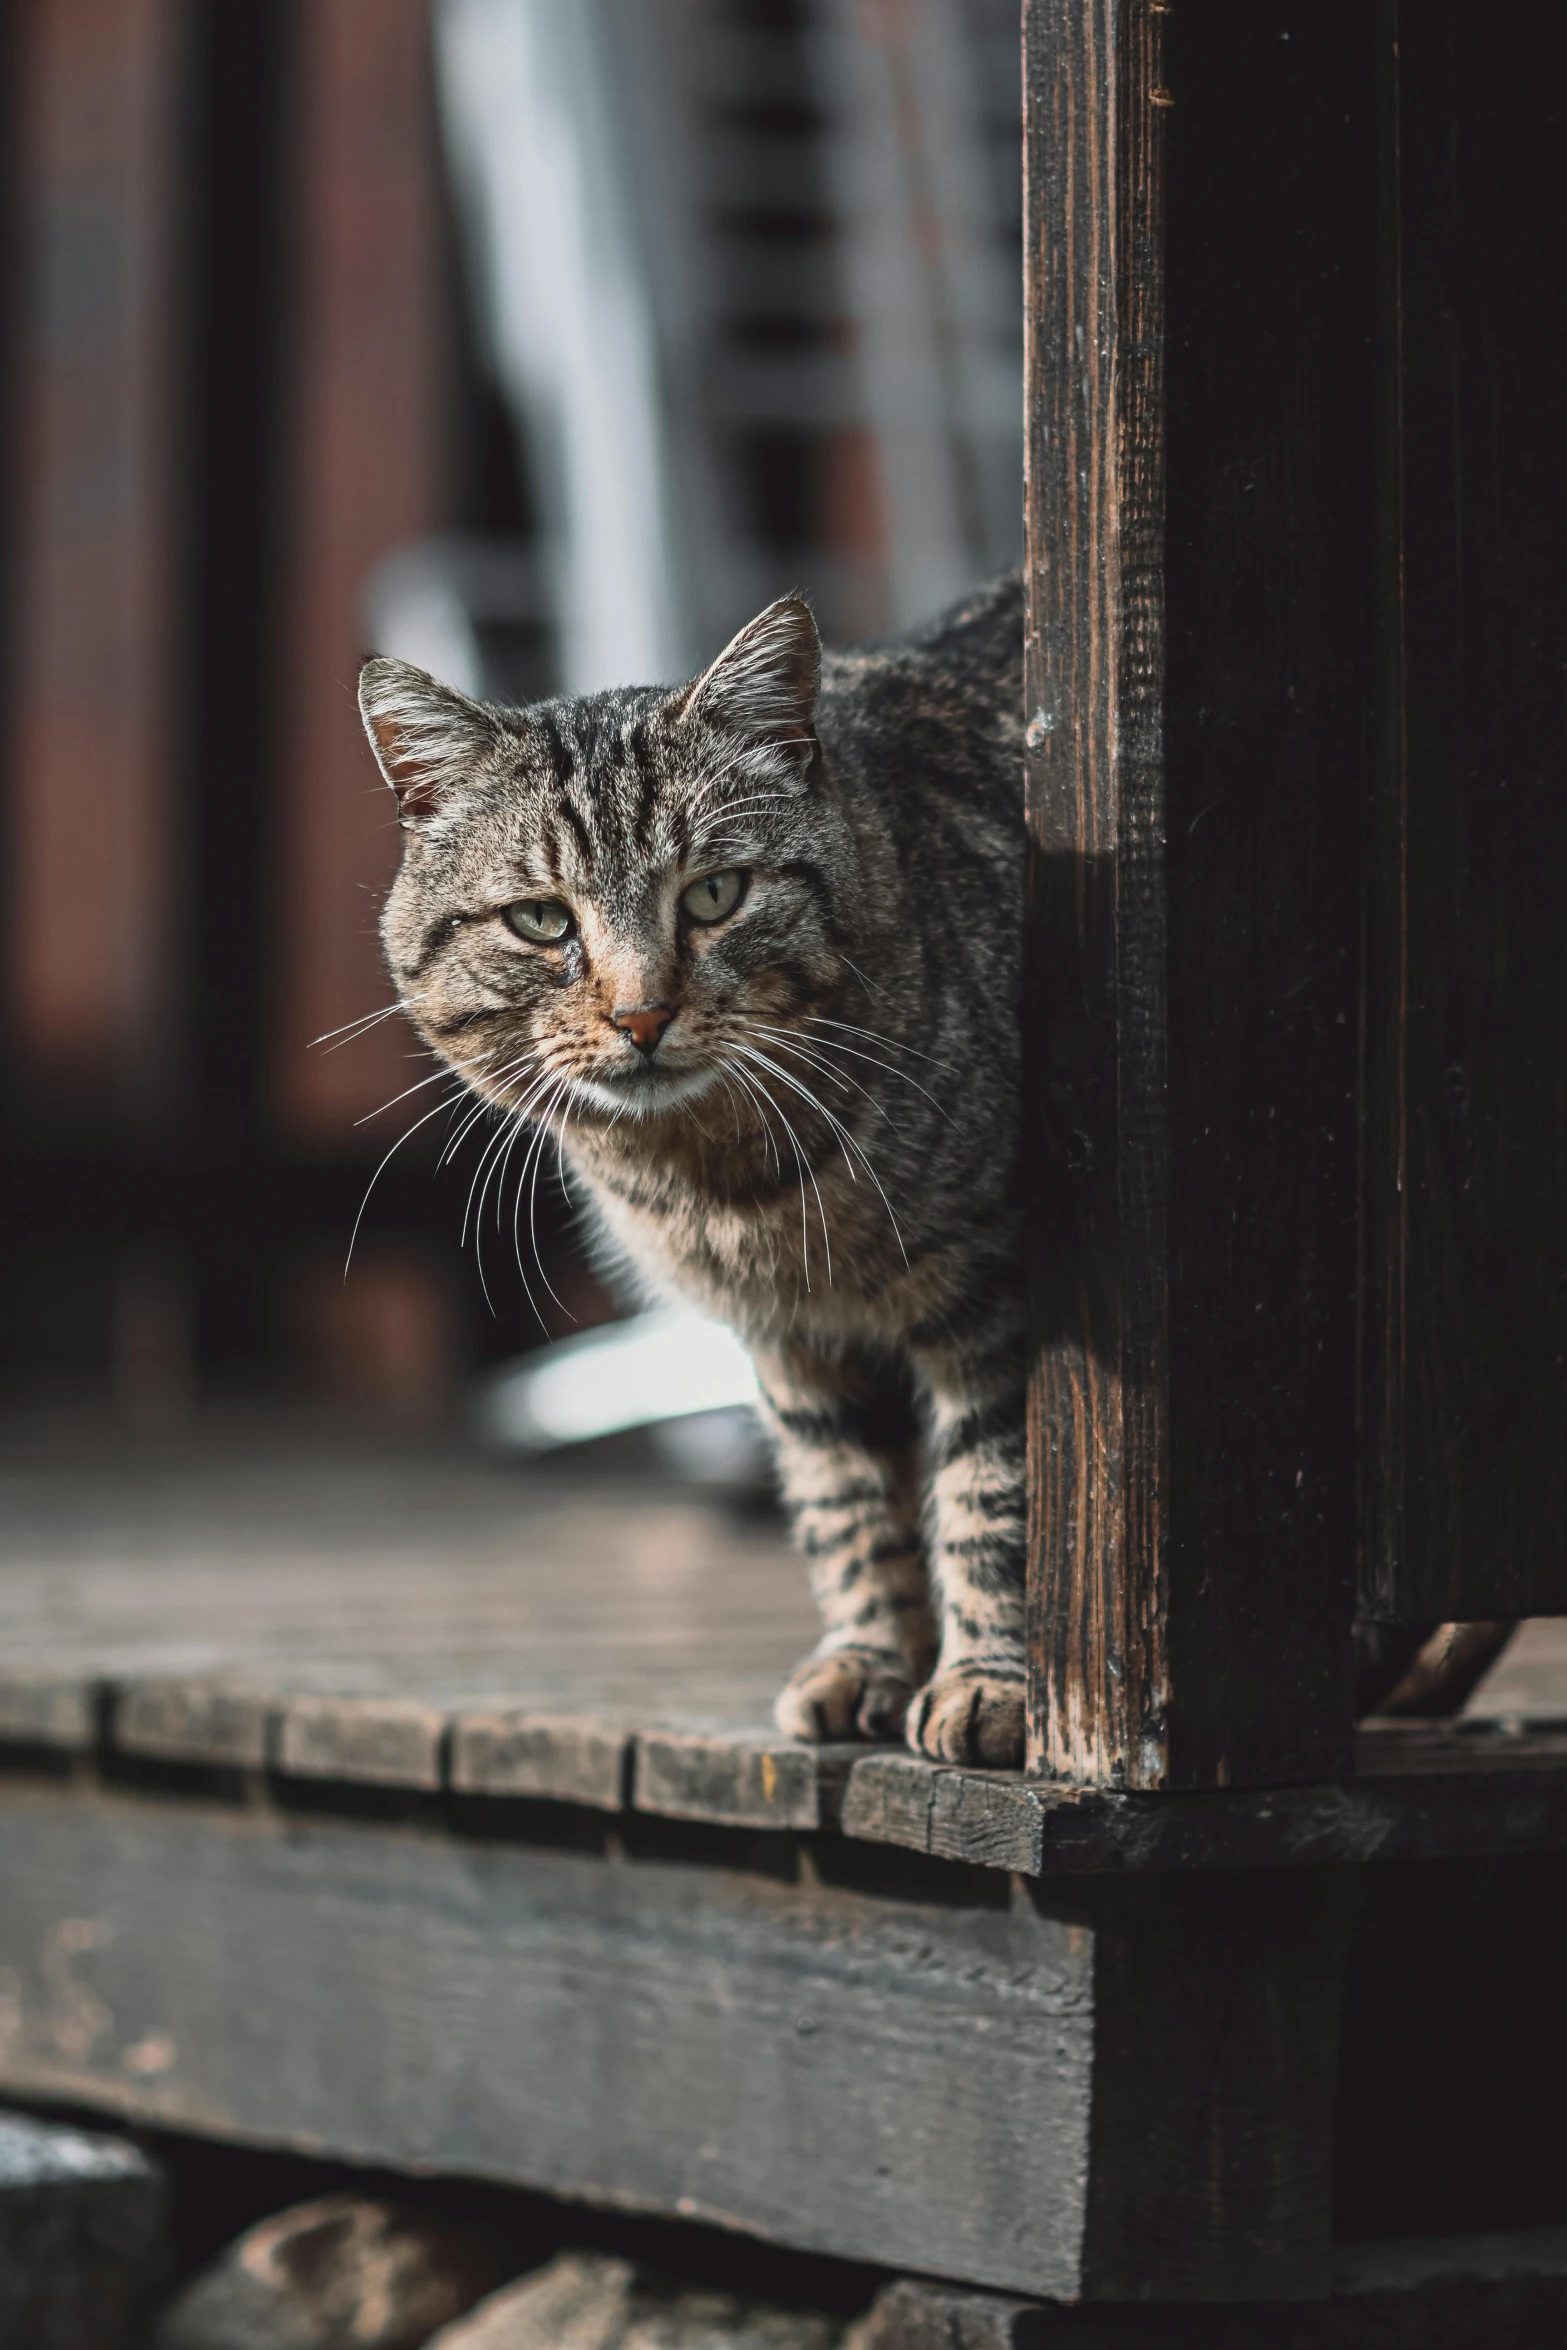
0,1779,1349,2300
1022,0,1369,1793
1360,4,1567,1624
0,1779,1095,2298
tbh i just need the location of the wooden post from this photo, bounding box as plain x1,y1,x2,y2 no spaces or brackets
1023,0,1373,1789
1360,3,1567,1628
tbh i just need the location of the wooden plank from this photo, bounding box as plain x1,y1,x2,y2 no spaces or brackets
112,1676,273,1769
0,1780,1098,2298
0,1669,96,1752
450,1708,630,1811
1078,1870,1348,2299
1360,6,1567,1623
275,1693,447,1790
1022,0,1370,1788
632,1731,858,1833
1021,0,1171,1792
841,1756,1044,1876
843,1730,1567,1877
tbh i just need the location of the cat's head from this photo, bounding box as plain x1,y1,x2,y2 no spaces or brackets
359,595,853,1128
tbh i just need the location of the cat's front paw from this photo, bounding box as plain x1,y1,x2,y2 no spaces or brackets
906,1665,1025,1768
774,1646,917,1743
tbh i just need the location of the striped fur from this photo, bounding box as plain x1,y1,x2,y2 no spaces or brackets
360,575,1027,1766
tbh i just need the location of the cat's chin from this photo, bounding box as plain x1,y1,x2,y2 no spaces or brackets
573,1063,723,1122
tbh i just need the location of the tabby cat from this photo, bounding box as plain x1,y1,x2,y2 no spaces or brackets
358,573,1026,1768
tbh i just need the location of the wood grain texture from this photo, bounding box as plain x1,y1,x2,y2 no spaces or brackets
449,1708,631,1810
1022,0,1170,1791
1077,1870,1350,2299
1360,4,1567,1623
0,1780,1097,2298
842,1727,1567,1878
0,1669,96,1751
113,1677,273,1769
632,1731,857,1832
1023,1,1370,1788
275,1693,447,1789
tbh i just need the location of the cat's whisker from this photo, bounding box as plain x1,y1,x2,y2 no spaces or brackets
354,1045,505,1128
719,1056,783,1179
439,1050,541,1173
743,1025,901,1129
508,1075,574,1325
344,1083,469,1279
811,1016,955,1073
460,1061,563,1239
309,989,433,1052
726,1051,833,1287
733,1042,909,1269
838,955,885,1007
753,1021,955,1128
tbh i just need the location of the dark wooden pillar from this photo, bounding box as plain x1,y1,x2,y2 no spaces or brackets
1360,3,1567,1629
1023,0,1373,1789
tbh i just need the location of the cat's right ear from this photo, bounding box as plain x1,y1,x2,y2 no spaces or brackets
677,595,821,750
358,658,499,827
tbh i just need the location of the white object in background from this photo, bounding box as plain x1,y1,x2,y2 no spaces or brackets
434,0,695,692
476,1308,759,1453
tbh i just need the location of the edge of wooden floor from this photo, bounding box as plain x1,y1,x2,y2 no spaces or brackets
1,1664,1565,1875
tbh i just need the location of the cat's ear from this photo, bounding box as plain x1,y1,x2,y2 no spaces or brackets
358,658,500,826
680,595,820,749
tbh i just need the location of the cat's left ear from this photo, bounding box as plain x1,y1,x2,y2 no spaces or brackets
358,658,501,826
679,595,820,753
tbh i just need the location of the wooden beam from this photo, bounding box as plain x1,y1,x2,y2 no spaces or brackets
1360,3,1567,1624
0,1779,1096,2298
1023,0,1372,1788
0,1778,1347,2300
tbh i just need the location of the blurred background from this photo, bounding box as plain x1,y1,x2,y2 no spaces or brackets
0,0,1021,1449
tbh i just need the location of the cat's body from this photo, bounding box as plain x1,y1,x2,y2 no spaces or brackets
360,573,1028,1766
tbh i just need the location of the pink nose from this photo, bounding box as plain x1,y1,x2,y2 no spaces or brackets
611,1004,674,1055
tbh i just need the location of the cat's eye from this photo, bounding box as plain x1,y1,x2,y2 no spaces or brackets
681,869,746,925
503,898,573,944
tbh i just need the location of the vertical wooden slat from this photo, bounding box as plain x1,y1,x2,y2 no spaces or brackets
1022,0,1169,1788
7,0,180,1116
274,0,445,1139
1361,3,1567,1624
1023,1,1372,1789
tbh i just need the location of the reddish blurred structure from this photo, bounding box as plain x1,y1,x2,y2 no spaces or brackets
0,0,1020,1418
277,0,445,1141
9,0,179,1116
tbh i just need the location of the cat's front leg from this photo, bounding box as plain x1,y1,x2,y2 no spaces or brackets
754,1339,936,1743
908,1313,1028,1768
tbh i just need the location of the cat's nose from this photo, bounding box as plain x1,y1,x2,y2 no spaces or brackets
611,1003,674,1057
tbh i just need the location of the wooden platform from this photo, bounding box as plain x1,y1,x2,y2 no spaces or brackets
1,1428,1566,2301
3,1429,1567,1867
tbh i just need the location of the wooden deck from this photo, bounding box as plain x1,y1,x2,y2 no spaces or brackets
2,1427,1567,2300
3,1427,1567,1863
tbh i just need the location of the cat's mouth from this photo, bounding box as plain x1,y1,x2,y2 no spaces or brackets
573,1056,723,1122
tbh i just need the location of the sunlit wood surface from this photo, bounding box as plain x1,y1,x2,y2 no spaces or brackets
0,1420,813,1728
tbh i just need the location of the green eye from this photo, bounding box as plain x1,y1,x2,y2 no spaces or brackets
503,898,572,944
682,869,746,925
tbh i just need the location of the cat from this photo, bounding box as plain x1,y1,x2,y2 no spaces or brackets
358,573,1027,1769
